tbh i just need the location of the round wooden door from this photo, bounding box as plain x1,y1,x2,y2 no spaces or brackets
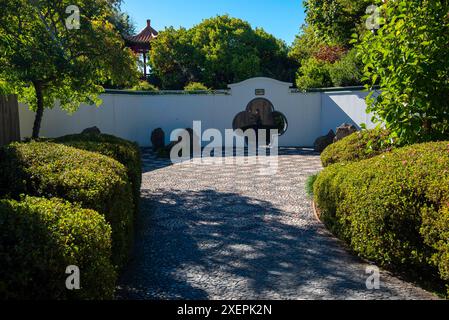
245,98,276,128
233,98,276,131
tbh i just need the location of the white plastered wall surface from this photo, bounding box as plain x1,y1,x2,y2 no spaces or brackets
19,77,374,147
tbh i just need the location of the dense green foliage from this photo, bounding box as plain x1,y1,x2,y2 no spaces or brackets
303,0,373,45
53,133,142,217
131,81,159,92
357,0,449,145
0,80,13,95
314,142,449,296
295,48,362,90
108,4,136,37
291,1,368,89
184,82,210,92
289,25,322,64
320,129,394,167
0,0,139,138
296,58,332,90
306,174,318,197
0,196,115,300
328,49,362,87
149,15,298,89
0,142,134,267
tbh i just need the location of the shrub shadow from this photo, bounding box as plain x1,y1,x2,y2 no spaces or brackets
116,187,413,300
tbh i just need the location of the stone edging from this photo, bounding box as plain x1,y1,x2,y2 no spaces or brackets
311,200,321,223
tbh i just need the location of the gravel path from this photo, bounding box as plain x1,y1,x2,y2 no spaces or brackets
117,148,437,300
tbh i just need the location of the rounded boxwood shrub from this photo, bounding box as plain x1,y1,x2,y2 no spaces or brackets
131,81,159,92
321,128,394,167
0,196,115,300
184,82,210,92
0,141,134,268
53,133,142,217
314,141,449,296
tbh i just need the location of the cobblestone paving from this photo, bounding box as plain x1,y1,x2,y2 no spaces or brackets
117,148,438,300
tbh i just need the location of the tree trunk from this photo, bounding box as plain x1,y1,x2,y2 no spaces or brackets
423,118,432,136
32,81,44,139
143,52,147,79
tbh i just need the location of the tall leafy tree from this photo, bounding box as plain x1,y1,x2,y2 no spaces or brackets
254,28,298,83
108,7,136,38
0,0,139,138
149,15,297,89
189,15,261,89
289,25,323,64
358,0,449,144
291,1,369,90
149,27,200,90
303,0,373,45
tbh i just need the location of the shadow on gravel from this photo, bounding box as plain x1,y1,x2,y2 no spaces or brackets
115,187,408,300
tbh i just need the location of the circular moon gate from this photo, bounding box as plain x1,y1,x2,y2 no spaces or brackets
232,98,288,146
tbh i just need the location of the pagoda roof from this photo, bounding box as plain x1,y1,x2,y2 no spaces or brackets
125,20,158,48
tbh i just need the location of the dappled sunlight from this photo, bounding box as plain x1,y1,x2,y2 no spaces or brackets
117,151,435,300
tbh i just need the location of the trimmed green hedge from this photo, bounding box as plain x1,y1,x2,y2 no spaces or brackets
0,197,115,300
321,128,394,167
0,142,134,267
53,133,142,216
314,142,449,296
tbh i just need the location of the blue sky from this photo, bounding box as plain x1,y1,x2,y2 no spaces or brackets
121,0,306,45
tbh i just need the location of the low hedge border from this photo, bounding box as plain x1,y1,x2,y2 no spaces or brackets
0,141,134,268
314,141,449,297
320,128,395,167
0,196,115,300
52,133,142,217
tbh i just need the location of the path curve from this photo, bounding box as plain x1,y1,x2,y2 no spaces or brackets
117,149,437,300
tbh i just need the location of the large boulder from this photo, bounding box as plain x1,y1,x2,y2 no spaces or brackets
81,126,101,135
151,128,165,152
334,123,358,142
314,130,336,153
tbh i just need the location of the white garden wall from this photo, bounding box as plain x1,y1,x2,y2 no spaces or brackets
19,77,374,147
320,90,376,136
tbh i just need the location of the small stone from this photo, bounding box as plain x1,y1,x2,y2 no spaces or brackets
81,126,101,135
334,123,358,142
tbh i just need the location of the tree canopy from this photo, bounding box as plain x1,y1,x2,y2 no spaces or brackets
290,0,370,90
108,6,136,37
358,0,449,144
149,15,298,90
0,0,139,138
303,0,373,45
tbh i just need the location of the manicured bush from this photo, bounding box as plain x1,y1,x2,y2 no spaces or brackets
131,81,159,91
184,82,210,92
53,133,142,217
0,196,115,300
321,128,394,167
314,142,449,296
0,142,134,268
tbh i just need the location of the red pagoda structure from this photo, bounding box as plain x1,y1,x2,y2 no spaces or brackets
125,20,159,79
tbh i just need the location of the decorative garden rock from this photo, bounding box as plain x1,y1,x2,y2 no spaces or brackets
151,128,165,152
159,128,199,159
163,138,182,158
334,123,358,142
81,126,101,135
314,130,335,153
